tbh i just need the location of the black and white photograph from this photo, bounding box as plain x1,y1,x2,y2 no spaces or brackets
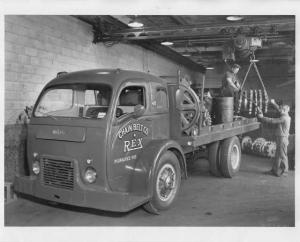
1,0,299,242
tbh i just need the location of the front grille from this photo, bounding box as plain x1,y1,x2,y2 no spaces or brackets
41,158,74,190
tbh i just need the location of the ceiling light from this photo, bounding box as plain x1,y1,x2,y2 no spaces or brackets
226,16,244,21
128,15,143,28
161,41,174,46
128,20,144,28
206,66,215,70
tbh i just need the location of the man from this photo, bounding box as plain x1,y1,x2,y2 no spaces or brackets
221,63,241,97
257,99,291,177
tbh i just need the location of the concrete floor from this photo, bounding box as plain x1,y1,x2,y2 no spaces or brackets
5,154,295,226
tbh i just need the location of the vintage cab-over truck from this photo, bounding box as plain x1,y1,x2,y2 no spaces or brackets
14,69,260,214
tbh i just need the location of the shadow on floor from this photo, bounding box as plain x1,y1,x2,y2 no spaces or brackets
15,193,143,219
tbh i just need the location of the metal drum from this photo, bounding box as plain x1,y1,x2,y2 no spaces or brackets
212,97,234,124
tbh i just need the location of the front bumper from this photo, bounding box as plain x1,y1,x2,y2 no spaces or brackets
14,175,148,212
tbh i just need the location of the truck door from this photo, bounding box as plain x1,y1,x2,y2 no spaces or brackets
107,81,153,192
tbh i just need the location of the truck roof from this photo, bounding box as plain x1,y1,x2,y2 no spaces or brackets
45,69,167,88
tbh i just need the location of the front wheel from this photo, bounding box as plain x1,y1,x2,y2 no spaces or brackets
143,151,181,214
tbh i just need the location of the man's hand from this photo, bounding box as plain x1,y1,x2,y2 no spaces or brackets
257,113,263,119
270,99,276,105
257,107,263,119
234,81,240,90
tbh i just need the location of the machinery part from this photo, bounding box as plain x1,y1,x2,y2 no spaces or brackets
243,90,248,111
237,90,243,114
143,151,181,214
258,89,263,112
176,84,200,131
264,90,269,113
239,88,269,116
202,106,212,127
241,136,252,152
234,35,248,50
208,141,222,177
240,53,269,114
262,141,277,158
242,136,276,158
252,137,267,154
219,136,242,178
254,89,258,116
249,89,253,115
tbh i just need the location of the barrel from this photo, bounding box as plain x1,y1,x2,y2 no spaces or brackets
212,97,234,124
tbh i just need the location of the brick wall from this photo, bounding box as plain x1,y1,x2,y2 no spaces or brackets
5,15,195,125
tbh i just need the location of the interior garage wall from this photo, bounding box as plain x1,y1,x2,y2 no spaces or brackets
5,15,196,125
4,15,197,182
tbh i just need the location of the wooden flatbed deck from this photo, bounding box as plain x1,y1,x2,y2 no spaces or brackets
179,117,260,153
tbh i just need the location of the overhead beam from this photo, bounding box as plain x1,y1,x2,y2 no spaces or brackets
170,16,189,25
103,18,295,41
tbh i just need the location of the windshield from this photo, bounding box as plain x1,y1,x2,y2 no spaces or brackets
34,84,112,119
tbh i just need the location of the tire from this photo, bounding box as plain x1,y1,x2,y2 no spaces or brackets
143,151,181,214
208,141,222,177
219,136,241,178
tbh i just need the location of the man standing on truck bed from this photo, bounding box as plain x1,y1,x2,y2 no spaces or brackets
258,99,291,177
221,63,241,97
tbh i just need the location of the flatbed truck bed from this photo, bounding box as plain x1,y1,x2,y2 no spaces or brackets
179,118,260,152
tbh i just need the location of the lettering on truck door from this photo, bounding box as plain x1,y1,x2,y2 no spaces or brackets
107,83,153,192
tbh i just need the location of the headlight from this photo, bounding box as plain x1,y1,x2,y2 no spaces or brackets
32,161,40,175
84,167,97,183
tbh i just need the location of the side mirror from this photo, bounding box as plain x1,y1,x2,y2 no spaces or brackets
133,104,145,118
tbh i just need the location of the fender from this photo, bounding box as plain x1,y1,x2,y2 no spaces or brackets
128,139,186,197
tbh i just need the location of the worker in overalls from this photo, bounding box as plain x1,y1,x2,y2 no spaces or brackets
221,63,241,97
258,100,291,177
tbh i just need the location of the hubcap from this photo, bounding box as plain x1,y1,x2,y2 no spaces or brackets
231,144,240,170
156,164,177,202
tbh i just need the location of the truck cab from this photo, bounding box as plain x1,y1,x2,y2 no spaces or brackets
14,69,186,213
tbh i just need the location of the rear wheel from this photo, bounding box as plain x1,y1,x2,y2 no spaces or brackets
219,136,241,178
143,151,181,214
208,141,222,177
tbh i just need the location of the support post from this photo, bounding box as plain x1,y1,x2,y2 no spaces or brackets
198,73,206,132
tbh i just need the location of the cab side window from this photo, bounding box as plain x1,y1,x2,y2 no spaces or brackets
151,83,168,113
155,87,168,112
116,86,145,117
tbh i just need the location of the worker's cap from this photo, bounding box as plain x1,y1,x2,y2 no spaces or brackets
232,64,241,69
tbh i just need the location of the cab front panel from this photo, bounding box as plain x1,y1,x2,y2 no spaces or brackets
26,123,108,191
